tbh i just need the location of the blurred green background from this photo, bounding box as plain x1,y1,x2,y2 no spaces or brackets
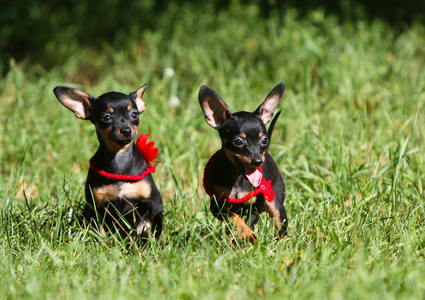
2,0,424,74
1,1,425,298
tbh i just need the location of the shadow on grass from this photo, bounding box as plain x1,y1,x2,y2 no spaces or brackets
1,0,423,74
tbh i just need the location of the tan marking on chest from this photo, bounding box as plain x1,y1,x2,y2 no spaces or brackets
213,186,257,203
120,181,151,199
92,181,152,206
93,184,119,206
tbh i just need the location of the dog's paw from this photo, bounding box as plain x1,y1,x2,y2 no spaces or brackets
239,228,257,244
248,231,258,244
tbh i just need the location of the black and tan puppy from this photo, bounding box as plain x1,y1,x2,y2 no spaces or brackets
199,83,288,243
54,85,163,239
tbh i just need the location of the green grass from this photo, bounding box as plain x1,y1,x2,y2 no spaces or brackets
1,3,425,299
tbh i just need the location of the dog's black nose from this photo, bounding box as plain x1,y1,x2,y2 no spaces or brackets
120,127,132,136
251,158,263,167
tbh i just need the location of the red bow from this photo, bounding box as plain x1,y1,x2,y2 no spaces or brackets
203,151,275,204
136,134,161,163
89,134,160,181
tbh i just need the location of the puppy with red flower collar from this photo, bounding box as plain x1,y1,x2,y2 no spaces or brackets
199,83,288,243
54,85,163,240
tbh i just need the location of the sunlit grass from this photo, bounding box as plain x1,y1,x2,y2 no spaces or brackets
1,3,425,299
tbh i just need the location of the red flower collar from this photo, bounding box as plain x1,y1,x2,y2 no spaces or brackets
203,151,275,204
89,134,160,181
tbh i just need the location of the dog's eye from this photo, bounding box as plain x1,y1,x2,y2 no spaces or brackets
102,114,112,122
131,111,139,119
261,136,268,146
233,137,244,147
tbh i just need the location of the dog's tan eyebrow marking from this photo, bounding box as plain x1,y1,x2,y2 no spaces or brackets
108,107,114,113
259,132,264,137
127,105,132,111
240,133,247,138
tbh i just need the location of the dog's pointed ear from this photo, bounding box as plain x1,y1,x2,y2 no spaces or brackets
53,86,95,119
199,85,232,128
254,82,285,125
267,110,281,144
130,84,147,113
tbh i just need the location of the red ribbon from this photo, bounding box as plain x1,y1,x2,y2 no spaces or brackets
203,151,275,204
89,134,159,181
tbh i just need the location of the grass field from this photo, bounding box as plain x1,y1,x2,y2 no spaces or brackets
1,3,425,299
